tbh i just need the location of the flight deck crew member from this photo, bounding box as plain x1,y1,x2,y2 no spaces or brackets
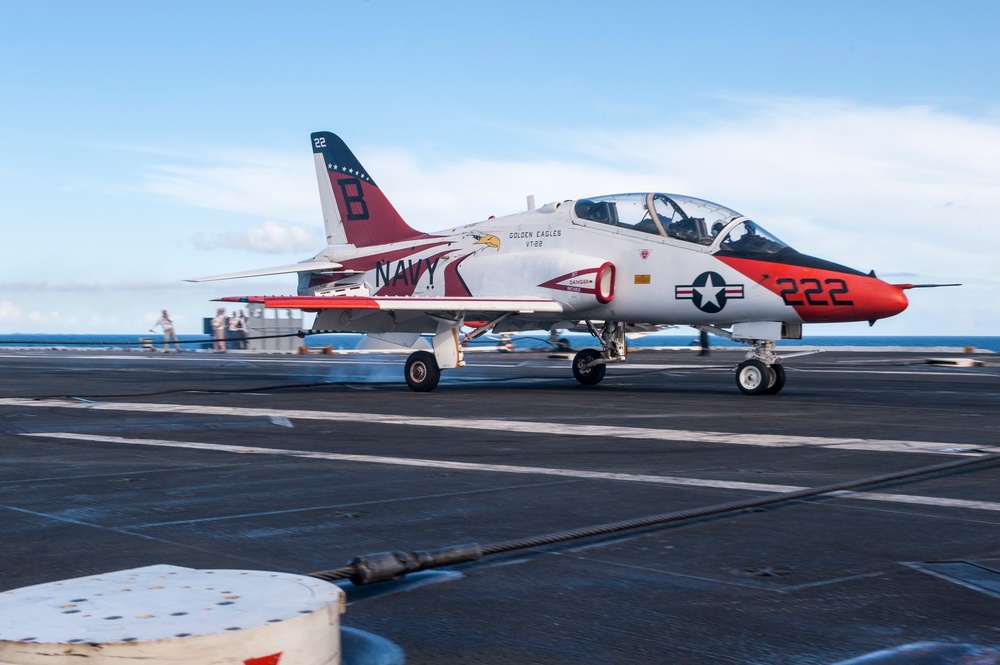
152,310,182,352
228,310,247,350
212,308,228,353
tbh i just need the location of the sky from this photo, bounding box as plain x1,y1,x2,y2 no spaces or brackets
1,0,999,337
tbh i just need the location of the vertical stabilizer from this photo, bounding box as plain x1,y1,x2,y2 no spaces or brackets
310,132,424,247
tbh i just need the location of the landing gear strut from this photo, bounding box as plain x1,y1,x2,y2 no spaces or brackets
572,321,627,387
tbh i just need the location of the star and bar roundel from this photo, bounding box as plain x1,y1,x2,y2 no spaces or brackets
675,271,744,313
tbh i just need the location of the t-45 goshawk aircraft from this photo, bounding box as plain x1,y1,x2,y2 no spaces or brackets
191,131,934,394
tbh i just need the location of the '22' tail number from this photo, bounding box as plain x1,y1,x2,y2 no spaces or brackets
777,278,853,306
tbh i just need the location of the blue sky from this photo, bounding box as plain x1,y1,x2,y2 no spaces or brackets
1,1,998,335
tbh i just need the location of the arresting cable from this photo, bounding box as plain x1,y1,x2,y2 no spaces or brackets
308,451,1000,586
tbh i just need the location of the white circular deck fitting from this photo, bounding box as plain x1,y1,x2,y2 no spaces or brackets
0,565,344,665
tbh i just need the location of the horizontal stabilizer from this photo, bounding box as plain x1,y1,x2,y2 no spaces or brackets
218,295,565,314
186,261,344,283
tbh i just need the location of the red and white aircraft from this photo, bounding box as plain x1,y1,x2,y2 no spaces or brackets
192,131,930,394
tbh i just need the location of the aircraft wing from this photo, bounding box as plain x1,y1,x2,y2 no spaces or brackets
218,295,565,315
186,261,344,283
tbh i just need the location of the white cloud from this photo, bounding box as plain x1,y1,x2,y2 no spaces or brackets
0,279,188,293
0,300,72,328
144,152,318,223
192,220,319,254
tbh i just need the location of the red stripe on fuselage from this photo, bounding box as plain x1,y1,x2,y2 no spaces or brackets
444,254,473,297
716,255,908,323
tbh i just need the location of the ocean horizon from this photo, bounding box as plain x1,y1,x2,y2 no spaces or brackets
1,332,998,354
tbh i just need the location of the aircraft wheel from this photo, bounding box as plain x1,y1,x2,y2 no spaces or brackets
736,359,770,395
573,349,606,386
557,337,571,351
405,351,440,392
764,364,786,395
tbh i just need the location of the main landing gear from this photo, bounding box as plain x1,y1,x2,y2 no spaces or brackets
403,317,467,393
404,351,441,392
572,348,606,385
572,321,627,387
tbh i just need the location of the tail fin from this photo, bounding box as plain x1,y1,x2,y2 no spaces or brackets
311,131,424,247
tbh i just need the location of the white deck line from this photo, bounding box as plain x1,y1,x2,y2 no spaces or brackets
21,431,1000,514
2,398,996,456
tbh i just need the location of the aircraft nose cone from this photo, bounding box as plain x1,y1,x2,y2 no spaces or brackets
866,279,909,321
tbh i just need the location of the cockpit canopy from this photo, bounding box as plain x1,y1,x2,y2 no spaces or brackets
573,192,790,254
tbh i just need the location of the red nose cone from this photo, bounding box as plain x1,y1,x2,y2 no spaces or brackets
796,275,909,324
864,280,909,321
790,276,909,324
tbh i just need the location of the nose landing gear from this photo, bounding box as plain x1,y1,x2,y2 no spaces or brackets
697,325,794,396
734,338,786,395
736,358,785,395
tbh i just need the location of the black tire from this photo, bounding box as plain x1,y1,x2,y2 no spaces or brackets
573,349,606,386
557,337,571,352
404,351,440,392
736,359,770,395
764,364,786,395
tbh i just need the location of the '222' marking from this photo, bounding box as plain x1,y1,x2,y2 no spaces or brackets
776,278,854,306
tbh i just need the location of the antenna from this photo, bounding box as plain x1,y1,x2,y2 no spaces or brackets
527,195,536,211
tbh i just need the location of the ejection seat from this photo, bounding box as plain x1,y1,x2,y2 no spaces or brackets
574,199,619,226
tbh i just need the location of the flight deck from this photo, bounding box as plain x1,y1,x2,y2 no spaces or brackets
0,348,998,664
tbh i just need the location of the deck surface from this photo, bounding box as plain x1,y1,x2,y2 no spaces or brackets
1,348,998,664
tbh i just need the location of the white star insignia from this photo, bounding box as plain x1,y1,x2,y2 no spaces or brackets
693,274,725,309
